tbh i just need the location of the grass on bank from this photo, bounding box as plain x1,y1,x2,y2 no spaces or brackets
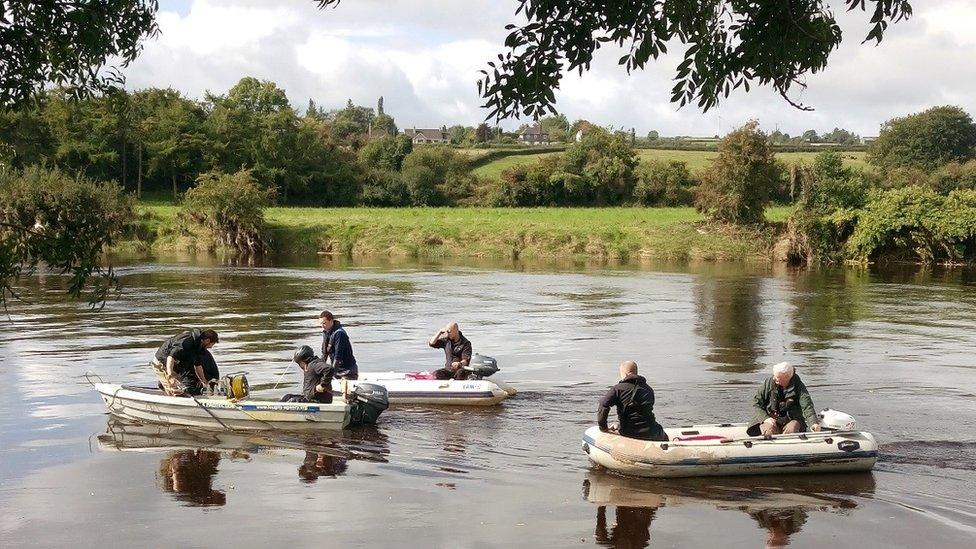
471,149,868,179
138,205,792,262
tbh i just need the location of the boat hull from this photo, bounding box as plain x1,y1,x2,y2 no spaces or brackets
581,424,878,478
95,383,352,431
333,372,514,406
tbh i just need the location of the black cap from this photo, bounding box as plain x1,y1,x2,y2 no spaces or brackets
293,345,315,364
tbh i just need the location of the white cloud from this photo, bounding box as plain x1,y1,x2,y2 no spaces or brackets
126,0,976,136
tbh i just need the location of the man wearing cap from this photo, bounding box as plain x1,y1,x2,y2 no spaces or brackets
597,360,668,441
280,345,334,403
151,329,219,396
752,361,821,434
320,310,358,380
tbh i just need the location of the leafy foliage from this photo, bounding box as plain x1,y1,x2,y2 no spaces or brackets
846,186,976,263
868,106,976,171
0,166,133,308
695,122,783,225
633,160,695,206
400,147,474,206
358,134,413,172
464,0,912,120
929,160,976,195
0,1,160,106
179,170,274,254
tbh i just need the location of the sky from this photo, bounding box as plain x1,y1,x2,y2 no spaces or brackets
119,0,976,137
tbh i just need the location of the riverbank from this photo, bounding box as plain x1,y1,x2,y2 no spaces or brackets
132,205,791,262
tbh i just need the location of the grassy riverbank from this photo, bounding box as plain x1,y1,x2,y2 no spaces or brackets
137,205,791,262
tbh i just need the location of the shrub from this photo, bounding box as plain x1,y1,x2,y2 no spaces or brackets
0,166,133,306
868,105,976,171
846,186,976,263
695,121,783,225
180,170,274,254
560,129,637,205
492,159,562,206
929,160,976,194
400,146,473,206
358,134,413,171
633,160,695,206
360,169,410,206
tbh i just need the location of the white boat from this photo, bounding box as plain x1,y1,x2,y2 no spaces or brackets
581,421,878,478
333,354,517,406
94,382,387,431
332,373,515,406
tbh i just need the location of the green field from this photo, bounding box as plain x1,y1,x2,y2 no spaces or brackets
137,205,791,262
472,148,868,179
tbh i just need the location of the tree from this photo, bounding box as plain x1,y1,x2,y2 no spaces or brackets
329,99,374,139
358,134,413,171
695,121,783,225
646,130,659,141
539,114,569,142
802,129,820,143
869,106,976,171
475,123,493,143
1,166,133,308
140,90,207,198
821,127,860,145
0,1,160,107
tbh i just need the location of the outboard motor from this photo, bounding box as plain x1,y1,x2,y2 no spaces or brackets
819,408,856,431
348,383,389,425
466,354,499,379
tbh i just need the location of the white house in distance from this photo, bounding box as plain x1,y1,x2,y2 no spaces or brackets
519,124,550,145
404,128,448,144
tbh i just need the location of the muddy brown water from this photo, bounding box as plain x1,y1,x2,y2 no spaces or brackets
1,257,975,548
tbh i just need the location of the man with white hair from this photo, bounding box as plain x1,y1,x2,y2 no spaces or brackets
752,361,820,435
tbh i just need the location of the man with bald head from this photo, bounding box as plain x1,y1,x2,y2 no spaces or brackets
752,361,821,435
428,321,473,380
597,361,668,441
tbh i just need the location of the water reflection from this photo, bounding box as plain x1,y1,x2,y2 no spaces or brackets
158,450,226,507
789,269,869,355
694,276,764,372
583,470,874,548
97,419,390,491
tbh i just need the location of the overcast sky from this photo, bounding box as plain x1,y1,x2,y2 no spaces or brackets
122,0,976,136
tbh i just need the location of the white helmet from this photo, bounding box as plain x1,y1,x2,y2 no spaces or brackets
819,409,856,431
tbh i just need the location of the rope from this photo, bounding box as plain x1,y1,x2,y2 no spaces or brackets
188,394,234,431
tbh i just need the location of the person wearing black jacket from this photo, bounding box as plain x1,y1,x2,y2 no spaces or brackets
320,310,358,379
597,361,668,441
280,345,334,403
151,328,219,395
428,321,473,380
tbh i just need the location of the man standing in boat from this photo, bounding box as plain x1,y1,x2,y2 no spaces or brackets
597,361,668,441
151,329,219,396
752,362,821,434
280,345,334,403
320,310,358,380
428,321,473,380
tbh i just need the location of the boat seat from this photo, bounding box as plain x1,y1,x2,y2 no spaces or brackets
672,434,727,442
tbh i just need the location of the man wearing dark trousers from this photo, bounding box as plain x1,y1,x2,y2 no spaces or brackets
280,345,334,403
320,310,358,380
428,321,473,380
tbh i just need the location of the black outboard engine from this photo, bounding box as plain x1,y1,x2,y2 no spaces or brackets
348,383,389,426
466,354,499,379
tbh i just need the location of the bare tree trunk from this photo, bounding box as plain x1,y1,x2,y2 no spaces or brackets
137,142,143,199
172,165,177,200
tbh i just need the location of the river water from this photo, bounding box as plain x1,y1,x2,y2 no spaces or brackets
1,257,974,548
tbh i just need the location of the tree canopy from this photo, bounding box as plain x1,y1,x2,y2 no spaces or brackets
0,1,160,107
869,106,976,172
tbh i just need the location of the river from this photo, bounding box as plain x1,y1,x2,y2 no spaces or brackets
1,257,974,548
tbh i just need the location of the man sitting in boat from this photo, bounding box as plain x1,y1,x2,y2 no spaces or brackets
280,345,334,403
597,360,668,441
151,329,219,396
428,321,473,380
752,362,821,435
320,310,358,380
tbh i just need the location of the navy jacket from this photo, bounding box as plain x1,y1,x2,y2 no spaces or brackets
322,321,358,378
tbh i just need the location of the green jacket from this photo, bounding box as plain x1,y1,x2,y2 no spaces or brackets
751,374,818,427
